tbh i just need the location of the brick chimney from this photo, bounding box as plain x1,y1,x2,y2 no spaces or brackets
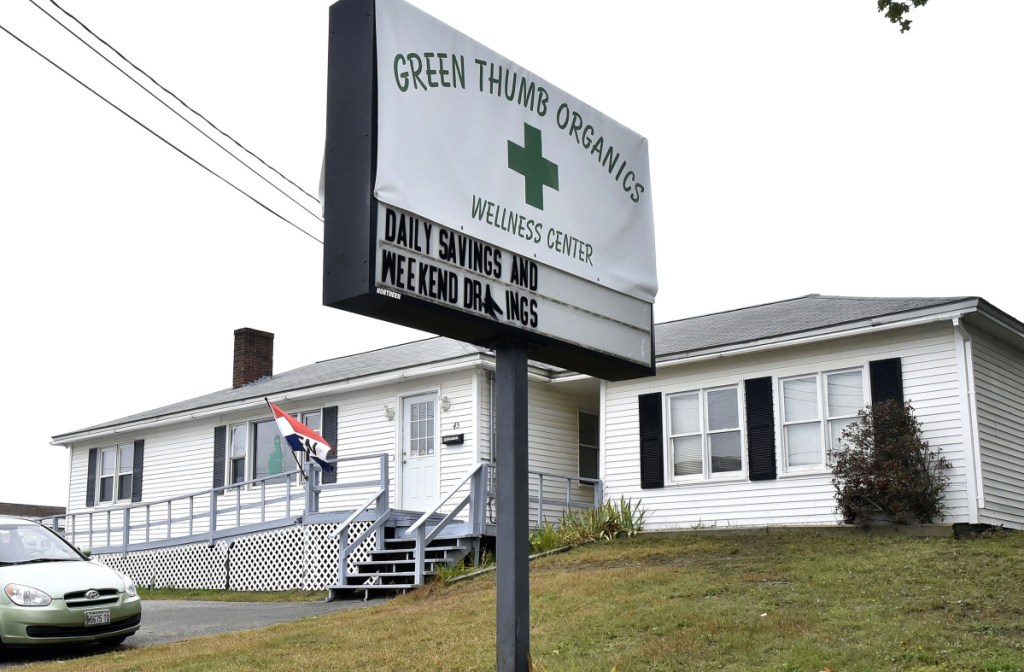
233,328,274,388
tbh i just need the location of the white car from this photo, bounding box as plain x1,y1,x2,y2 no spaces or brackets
0,515,141,652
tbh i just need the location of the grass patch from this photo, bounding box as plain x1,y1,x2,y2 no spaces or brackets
24,528,1024,671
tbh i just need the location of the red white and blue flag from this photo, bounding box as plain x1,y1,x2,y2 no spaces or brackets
266,400,335,472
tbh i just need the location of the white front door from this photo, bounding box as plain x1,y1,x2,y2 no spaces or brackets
401,394,440,511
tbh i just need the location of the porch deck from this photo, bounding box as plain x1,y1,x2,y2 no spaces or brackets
41,454,600,594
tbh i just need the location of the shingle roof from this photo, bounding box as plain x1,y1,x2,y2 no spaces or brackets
55,337,489,439
655,294,977,359
55,294,989,441
0,503,66,517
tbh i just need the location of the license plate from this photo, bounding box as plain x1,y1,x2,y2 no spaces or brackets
85,609,111,627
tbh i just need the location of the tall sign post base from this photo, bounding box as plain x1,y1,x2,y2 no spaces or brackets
496,342,530,671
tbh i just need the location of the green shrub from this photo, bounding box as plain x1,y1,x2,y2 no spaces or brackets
829,400,950,525
433,550,494,583
529,523,564,554
531,497,647,552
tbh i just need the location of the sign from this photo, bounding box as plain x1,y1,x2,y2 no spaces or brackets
323,0,657,380
441,433,465,446
376,203,653,366
374,0,656,303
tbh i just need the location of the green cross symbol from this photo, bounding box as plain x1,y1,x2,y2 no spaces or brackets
507,123,559,210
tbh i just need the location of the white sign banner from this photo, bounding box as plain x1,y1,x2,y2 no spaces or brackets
374,0,657,303
375,203,653,366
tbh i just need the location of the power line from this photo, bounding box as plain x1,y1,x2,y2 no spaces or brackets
0,20,324,245
29,0,324,225
45,0,322,208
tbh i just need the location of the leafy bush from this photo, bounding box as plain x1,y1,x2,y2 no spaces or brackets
829,400,951,525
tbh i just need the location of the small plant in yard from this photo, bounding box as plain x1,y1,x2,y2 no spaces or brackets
433,551,495,582
829,399,951,525
529,522,565,554
432,559,471,583
549,497,647,549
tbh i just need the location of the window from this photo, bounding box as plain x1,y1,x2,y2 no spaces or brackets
98,442,134,503
227,410,323,485
299,411,322,468
407,400,435,457
826,370,864,451
253,418,286,482
578,411,599,479
781,376,820,469
229,423,247,485
781,369,864,472
668,386,743,480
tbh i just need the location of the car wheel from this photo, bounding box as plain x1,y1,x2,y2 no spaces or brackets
98,635,128,648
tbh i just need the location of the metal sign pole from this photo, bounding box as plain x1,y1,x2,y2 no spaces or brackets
495,341,530,671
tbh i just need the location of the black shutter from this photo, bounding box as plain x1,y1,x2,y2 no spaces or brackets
638,392,664,489
86,448,98,507
870,358,904,405
131,439,145,503
321,406,338,485
745,377,778,481
213,425,226,489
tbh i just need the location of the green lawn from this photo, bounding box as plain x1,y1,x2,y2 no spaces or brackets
21,528,1024,671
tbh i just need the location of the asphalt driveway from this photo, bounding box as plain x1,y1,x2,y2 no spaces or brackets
129,597,385,647
0,597,384,667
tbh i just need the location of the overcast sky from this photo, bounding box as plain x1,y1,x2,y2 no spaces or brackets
2,1,1021,507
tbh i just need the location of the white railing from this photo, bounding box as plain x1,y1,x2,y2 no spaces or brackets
529,471,603,528
395,464,603,585
402,463,489,585
42,455,602,571
49,453,391,555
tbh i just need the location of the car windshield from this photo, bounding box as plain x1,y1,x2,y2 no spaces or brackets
0,524,82,565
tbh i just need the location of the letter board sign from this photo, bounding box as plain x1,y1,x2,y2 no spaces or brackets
323,0,657,380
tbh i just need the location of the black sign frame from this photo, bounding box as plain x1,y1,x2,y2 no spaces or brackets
322,0,654,381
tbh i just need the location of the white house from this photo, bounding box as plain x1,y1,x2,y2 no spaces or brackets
49,294,1024,593
51,328,600,593
604,294,1024,531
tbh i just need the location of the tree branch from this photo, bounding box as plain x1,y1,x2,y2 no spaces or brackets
877,0,930,33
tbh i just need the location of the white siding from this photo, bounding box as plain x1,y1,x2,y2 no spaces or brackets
141,421,219,501
68,445,90,512
318,369,481,514
63,361,603,545
971,329,1024,529
437,372,478,500
528,382,579,476
525,380,601,524
67,420,212,515
65,369,488,531
604,323,972,530
478,369,493,465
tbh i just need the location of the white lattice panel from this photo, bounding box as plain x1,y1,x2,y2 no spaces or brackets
302,523,342,590
97,541,229,590
230,526,307,591
94,553,155,588
92,522,383,593
345,521,377,575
